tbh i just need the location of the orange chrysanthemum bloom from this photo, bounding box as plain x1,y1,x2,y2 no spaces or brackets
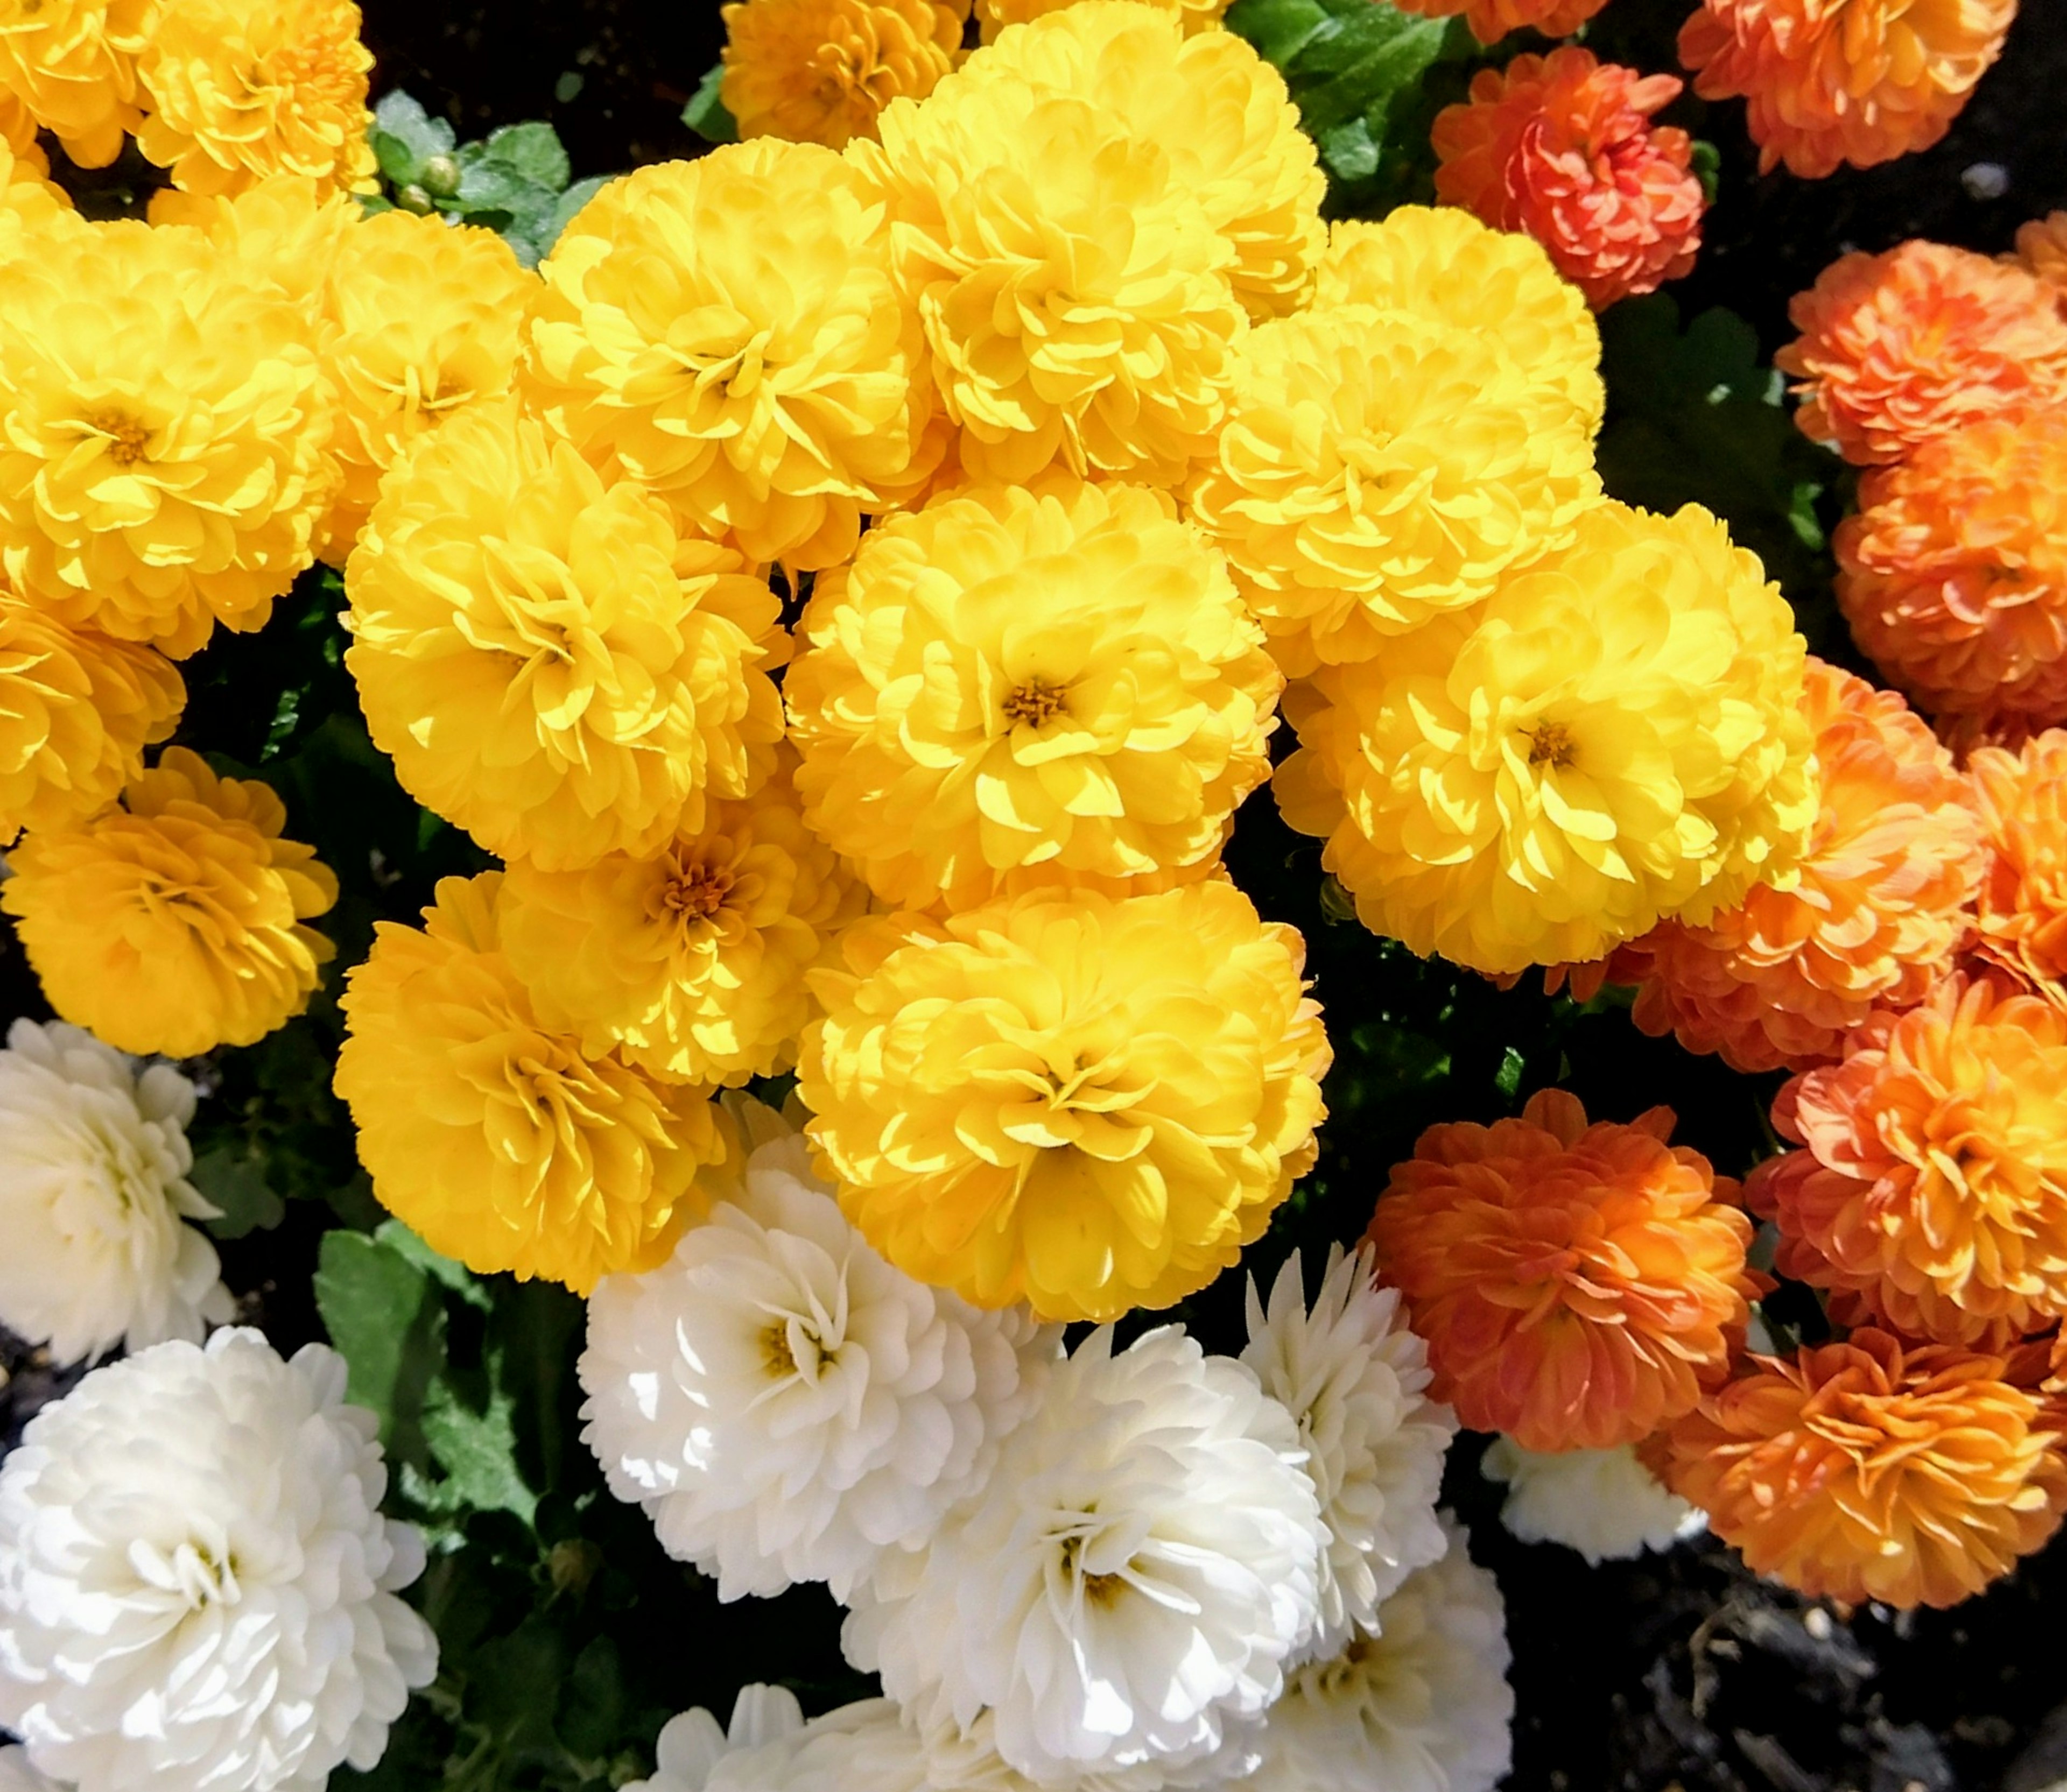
1432,49,1704,312
1612,659,1985,1073
1836,407,2067,728
1748,976,2067,1345
719,0,967,150
1366,1089,1759,1454
1777,242,2067,467
2014,211,2067,293
1660,1328,2067,1609
1678,0,2015,179
1969,729,2067,994
1393,0,1606,48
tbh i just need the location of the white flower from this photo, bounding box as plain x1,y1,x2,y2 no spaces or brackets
1481,1437,1704,1565
1241,1245,1456,1661
0,1019,231,1365
579,1127,1060,1602
0,1329,438,1792
0,1745,62,1792
844,1327,1324,1786
627,1684,807,1792
1262,1516,1514,1792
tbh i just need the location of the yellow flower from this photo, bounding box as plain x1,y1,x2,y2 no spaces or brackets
786,478,1281,909
134,0,375,197
1184,303,1599,678
720,0,968,149
498,751,867,1087
0,0,153,168
1314,206,1605,431
976,0,1227,43
1276,501,1817,976
314,208,533,563
0,592,184,841
524,143,931,570
147,172,360,309
343,396,786,872
0,746,336,1057
800,881,1331,1321
335,871,735,1294
0,218,332,658
850,2,1318,483
0,129,79,262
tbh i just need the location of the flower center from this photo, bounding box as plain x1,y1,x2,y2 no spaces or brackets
761,1316,826,1381
664,864,731,923
1003,680,1069,729
87,408,152,467
1525,721,1578,770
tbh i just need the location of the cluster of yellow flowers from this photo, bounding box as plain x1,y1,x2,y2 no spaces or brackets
1,0,1823,1330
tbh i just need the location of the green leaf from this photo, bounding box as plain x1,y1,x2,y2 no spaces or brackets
423,1381,538,1527
683,64,739,144
190,1146,285,1241
481,121,572,192
376,1218,491,1310
313,1231,446,1465
451,150,554,220
487,1278,584,1498
557,1637,627,1759
1224,0,1333,66
369,90,454,185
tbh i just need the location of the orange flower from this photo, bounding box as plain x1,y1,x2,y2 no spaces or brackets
1747,976,2067,1345
1613,659,1985,1073
1392,0,1606,48
1432,49,1703,312
1366,1089,1759,1453
1968,729,2067,996
2015,212,2067,294
1836,407,2067,728
1678,0,2015,179
1660,1328,2067,1610
720,0,967,149
1777,242,2067,467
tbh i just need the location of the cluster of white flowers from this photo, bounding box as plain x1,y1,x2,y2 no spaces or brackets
0,1330,437,1792
1482,1438,1705,1565
0,1019,231,1365
578,1109,1502,1792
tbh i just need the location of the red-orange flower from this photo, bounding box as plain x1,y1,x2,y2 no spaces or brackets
1678,0,2016,180
1969,729,2067,995
2015,212,2067,295
1748,976,2067,1345
1432,48,1703,312
1612,659,1985,1073
1660,1328,2067,1610
1836,407,2067,728
1366,1089,1759,1454
1392,0,1606,48
1777,242,2067,467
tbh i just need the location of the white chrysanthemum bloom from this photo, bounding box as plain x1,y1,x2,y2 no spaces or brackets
1241,1245,1456,1662
844,1327,1324,1785
0,1744,62,1792
1481,1437,1704,1565
626,1685,807,1792
1261,1517,1514,1792
579,1125,1061,1601
0,1330,438,1792
0,1019,232,1365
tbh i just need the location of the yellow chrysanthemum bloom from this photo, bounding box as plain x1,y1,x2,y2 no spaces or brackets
0,220,332,659
1276,502,1817,976
134,0,376,197
314,208,532,562
498,751,867,1087
0,747,336,1056
851,3,1293,485
1315,206,1604,431
344,396,786,872
524,143,930,570
802,882,1330,1321
0,593,184,842
786,478,1281,910
0,0,152,168
147,173,359,308
0,131,79,260
335,872,735,1294
976,0,1227,43
1184,304,1600,678
720,0,967,149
